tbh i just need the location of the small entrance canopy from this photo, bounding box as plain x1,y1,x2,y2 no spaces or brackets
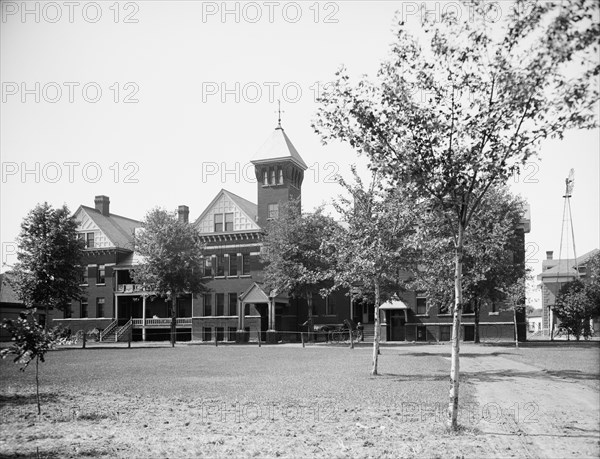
379,298,409,321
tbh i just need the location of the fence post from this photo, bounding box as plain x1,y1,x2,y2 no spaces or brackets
257,329,261,348
301,331,305,348
128,327,132,349
82,332,86,349
215,332,218,347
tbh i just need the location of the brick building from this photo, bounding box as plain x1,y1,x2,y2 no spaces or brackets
538,248,599,336
53,124,531,343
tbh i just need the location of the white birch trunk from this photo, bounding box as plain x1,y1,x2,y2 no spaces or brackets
371,281,381,376
448,223,464,429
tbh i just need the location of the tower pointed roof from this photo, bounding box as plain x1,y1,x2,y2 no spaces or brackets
251,127,308,170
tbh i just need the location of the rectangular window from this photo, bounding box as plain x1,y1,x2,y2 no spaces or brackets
203,294,212,316
80,300,88,318
268,203,279,219
86,232,94,248
203,327,212,342
96,264,106,284
270,168,276,185
216,293,225,316
224,213,234,232
439,303,450,315
96,297,105,317
78,266,88,284
263,169,268,185
278,167,284,185
64,304,72,319
244,304,250,316
325,295,333,315
216,327,225,342
228,293,237,316
416,296,427,315
242,253,251,275
464,300,475,314
228,327,237,341
228,253,238,276
204,258,213,277
217,254,226,276
214,214,223,232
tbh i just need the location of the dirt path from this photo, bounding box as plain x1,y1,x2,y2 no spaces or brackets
458,352,600,459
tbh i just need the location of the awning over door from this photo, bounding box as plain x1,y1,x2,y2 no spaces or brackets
379,298,409,321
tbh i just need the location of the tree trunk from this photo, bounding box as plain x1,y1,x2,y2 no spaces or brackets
307,293,314,342
513,307,519,348
474,299,480,344
36,356,41,415
448,223,465,430
371,280,381,376
44,304,49,330
170,293,177,347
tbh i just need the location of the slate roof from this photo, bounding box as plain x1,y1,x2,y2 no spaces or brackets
0,273,20,304
538,248,599,279
78,205,142,249
251,127,308,170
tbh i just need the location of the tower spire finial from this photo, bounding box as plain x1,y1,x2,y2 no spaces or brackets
276,99,285,130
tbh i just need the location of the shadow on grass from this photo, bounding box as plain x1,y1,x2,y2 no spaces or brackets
480,341,600,349
0,392,61,406
462,368,599,382
0,446,114,459
397,352,516,358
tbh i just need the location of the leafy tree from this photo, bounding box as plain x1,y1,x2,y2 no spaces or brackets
326,169,416,374
554,278,597,340
133,208,206,346
261,199,338,337
500,273,530,348
9,202,84,324
313,0,598,428
582,251,600,312
1,310,62,414
411,185,526,343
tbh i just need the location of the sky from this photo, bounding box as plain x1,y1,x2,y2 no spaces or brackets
1,1,599,308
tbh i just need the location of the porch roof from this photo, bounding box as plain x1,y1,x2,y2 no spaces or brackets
379,299,409,310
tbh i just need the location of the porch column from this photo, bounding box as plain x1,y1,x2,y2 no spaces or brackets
268,297,275,330
142,295,147,341
238,298,245,330
114,295,119,321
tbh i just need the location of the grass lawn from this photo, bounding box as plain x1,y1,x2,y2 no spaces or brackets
0,342,597,458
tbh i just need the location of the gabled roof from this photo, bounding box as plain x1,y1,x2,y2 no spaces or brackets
193,189,260,233
76,205,142,250
0,273,20,304
251,127,308,170
538,248,599,279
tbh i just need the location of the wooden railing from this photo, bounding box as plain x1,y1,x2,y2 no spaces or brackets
130,318,192,327
116,319,132,341
99,320,118,341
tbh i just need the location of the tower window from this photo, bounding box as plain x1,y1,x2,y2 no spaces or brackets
263,169,268,186
268,203,279,219
270,168,276,185
278,167,284,184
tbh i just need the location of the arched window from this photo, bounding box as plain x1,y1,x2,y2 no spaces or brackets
278,168,284,184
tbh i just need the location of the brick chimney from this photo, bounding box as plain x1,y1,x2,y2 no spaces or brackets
546,251,553,260
178,205,189,224
94,195,110,216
